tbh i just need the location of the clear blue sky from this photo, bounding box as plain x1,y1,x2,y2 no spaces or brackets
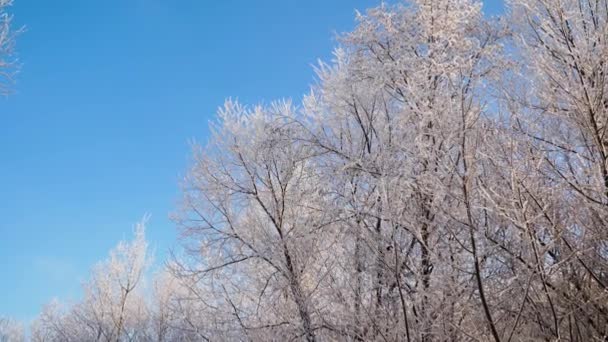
0,0,504,322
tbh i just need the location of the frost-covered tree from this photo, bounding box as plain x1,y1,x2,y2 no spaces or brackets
32,221,151,342
0,317,23,342
174,100,346,341
492,0,608,339
0,0,18,94
302,0,506,340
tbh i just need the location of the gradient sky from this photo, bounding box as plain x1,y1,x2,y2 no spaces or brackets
0,0,505,322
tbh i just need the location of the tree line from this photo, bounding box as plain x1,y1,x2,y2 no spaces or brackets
3,0,608,341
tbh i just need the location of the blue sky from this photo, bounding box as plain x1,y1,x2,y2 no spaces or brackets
0,0,505,322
